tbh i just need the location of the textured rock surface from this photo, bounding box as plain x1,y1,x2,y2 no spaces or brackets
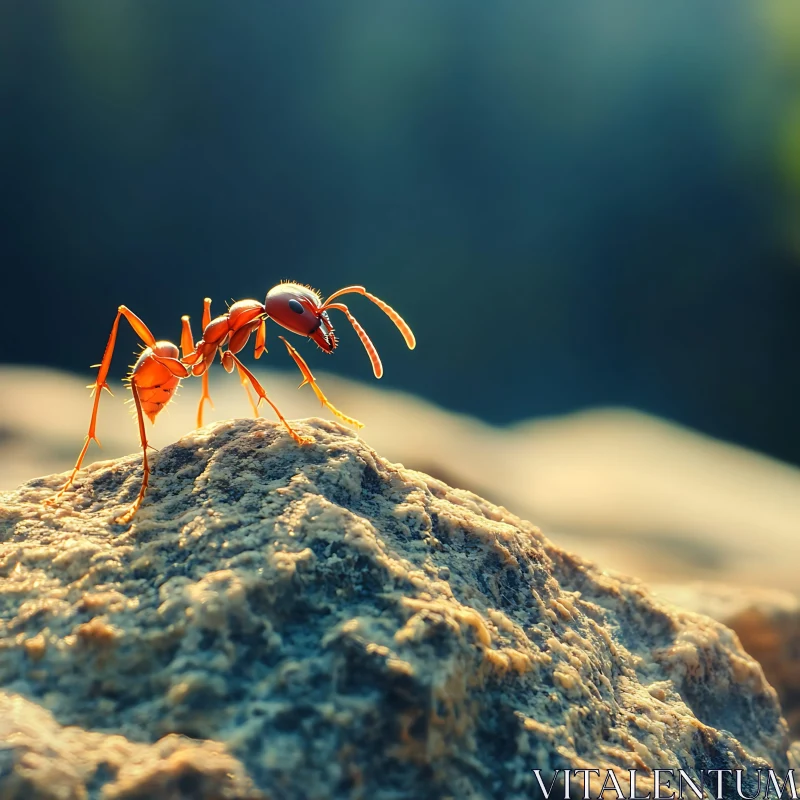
656,583,800,738
0,693,259,800
0,418,792,799
5,366,800,595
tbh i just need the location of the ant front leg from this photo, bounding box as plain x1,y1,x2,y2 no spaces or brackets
278,336,363,430
220,351,313,445
48,305,158,503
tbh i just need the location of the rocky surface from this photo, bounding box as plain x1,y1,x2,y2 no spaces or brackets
4,365,800,595
656,583,800,739
0,418,793,799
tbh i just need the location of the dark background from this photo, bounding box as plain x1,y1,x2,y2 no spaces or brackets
3,3,800,464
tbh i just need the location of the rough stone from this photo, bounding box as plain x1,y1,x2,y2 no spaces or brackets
6,366,800,596
655,583,800,739
0,418,792,799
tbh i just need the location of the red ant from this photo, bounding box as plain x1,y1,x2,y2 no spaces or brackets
48,282,415,524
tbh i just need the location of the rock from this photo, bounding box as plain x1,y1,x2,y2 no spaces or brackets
655,583,800,738
0,418,792,799
4,366,800,595
0,693,259,800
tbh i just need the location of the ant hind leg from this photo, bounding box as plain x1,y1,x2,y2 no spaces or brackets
47,306,158,503
114,381,152,525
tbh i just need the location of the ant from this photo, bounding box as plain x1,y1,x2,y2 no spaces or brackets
48,282,416,524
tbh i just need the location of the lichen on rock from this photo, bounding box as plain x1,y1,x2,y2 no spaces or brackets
0,418,792,799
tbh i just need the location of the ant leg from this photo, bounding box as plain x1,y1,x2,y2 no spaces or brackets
180,316,195,359
279,336,363,429
182,299,215,428
197,298,215,426
229,318,265,416
238,367,260,418
48,306,157,502
221,351,313,445
254,319,267,359
114,380,151,525
245,319,267,414
193,371,214,428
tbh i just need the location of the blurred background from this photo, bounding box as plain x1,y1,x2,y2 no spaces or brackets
2,4,800,596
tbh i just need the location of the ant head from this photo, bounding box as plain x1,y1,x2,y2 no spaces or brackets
264,283,338,353
266,282,415,378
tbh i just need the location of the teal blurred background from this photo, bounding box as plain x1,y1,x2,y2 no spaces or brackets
3,3,800,464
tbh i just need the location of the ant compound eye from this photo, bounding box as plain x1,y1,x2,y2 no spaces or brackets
288,299,305,314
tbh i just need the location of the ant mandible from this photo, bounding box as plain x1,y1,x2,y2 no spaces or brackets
48,282,416,524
